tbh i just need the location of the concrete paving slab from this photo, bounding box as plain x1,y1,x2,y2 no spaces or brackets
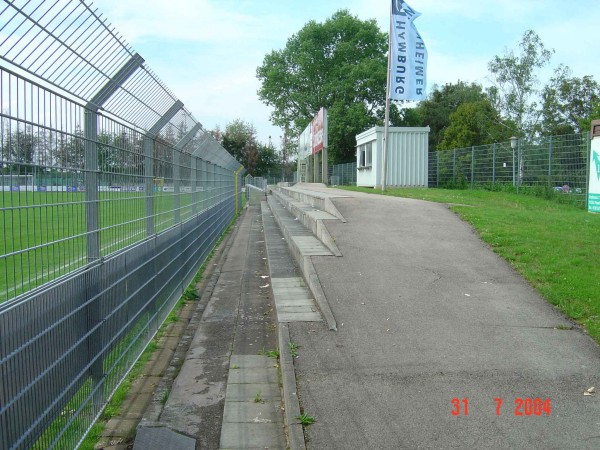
278,312,322,322
275,298,315,307
277,305,318,313
305,210,338,221
230,355,274,368
273,287,314,297
271,278,306,287
228,367,279,384
291,236,332,256
101,418,139,438
222,401,284,423
219,423,287,449
133,426,195,450
225,383,281,403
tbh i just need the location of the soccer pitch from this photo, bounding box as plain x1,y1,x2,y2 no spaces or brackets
0,189,220,303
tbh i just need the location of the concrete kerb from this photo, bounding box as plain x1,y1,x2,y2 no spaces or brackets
266,196,338,332
278,323,306,450
270,188,342,257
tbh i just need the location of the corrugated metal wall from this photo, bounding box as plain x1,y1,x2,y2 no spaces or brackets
356,127,429,187
386,128,429,187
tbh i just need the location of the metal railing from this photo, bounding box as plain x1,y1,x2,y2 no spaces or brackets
429,133,590,206
0,1,244,448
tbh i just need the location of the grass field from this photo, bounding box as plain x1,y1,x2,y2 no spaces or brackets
340,186,600,344
0,188,231,302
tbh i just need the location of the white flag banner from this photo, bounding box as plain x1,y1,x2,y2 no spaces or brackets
389,1,427,101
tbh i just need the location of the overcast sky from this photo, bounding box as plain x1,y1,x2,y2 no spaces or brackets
98,0,600,146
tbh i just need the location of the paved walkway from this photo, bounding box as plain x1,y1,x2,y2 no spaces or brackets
285,184,600,449
136,206,288,449
136,184,600,449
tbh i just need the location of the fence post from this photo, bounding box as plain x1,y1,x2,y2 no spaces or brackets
144,100,183,236
548,135,553,188
174,123,202,223
143,137,155,235
84,110,100,262
471,146,475,189
208,162,215,208
492,143,496,187
436,151,439,188
173,148,181,224
453,149,456,185
200,159,207,211
517,140,521,194
84,54,144,260
192,157,198,215
83,53,144,408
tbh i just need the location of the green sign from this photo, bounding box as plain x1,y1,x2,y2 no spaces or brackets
589,143,600,213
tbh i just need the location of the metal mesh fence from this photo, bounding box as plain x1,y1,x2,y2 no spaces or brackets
428,133,590,206
328,162,357,186
0,1,244,448
244,175,267,191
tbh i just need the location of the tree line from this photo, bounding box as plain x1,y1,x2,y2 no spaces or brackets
255,10,600,164
0,120,219,180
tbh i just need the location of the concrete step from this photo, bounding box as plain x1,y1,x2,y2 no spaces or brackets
264,198,337,331
261,202,323,324
269,188,342,257
275,184,347,222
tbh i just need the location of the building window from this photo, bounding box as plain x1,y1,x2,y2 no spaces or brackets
358,141,373,168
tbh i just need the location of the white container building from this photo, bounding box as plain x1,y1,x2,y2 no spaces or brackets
356,126,430,188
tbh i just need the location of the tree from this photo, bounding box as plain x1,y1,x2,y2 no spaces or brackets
253,144,280,177
438,100,515,150
540,65,600,136
2,126,35,172
579,103,600,134
257,9,394,163
488,30,554,139
56,126,84,170
221,119,259,171
415,81,489,151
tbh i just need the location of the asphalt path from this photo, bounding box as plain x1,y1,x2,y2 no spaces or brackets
288,186,600,449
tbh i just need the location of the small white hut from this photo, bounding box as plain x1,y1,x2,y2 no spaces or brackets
356,126,430,188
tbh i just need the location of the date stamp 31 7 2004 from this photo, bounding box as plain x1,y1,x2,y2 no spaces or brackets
451,397,552,417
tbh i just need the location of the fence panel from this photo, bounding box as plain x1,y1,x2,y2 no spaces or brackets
328,162,357,186
0,1,244,448
430,134,590,206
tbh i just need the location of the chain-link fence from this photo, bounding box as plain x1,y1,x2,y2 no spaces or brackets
328,162,357,186
428,133,590,206
0,1,244,448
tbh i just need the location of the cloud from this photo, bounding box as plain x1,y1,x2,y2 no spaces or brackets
94,0,600,147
